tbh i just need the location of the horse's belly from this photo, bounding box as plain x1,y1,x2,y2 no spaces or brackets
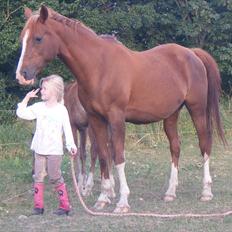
125,97,183,124
125,107,176,124
125,109,162,124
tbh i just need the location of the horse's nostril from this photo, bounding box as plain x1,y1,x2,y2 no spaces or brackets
22,70,27,78
20,69,35,81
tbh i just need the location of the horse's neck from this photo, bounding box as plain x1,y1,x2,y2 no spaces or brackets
58,25,101,87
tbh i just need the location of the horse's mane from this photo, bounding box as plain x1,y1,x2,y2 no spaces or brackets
30,7,96,35
31,7,122,44
100,34,122,44
49,9,97,35
50,12,80,31
50,12,121,43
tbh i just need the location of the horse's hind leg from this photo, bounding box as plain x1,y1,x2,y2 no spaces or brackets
163,110,181,202
186,105,213,201
81,126,98,196
78,128,88,194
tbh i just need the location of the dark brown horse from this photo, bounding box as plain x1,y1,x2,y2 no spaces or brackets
16,6,226,213
64,80,98,196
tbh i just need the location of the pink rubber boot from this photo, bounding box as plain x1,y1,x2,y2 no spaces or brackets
54,183,71,215
32,183,44,215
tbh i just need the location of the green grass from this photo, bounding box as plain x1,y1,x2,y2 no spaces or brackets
0,108,232,231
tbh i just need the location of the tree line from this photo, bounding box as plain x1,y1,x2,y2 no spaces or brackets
1,0,232,115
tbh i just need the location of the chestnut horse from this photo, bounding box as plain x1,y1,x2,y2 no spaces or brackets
16,6,226,213
64,80,98,196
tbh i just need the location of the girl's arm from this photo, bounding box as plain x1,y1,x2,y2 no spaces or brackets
62,107,77,155
16,89,40,120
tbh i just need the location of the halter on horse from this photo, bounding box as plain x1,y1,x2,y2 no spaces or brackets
16,5,226,213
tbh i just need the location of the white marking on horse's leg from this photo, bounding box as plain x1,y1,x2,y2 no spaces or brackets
201,153,213,201
86,172,94,188
107,159,116,198
203,154,212,184
114,162,130,212
109,173,116,198
78,173,84,188
76,156,85,194
110,173,115,188
82,172,94,196
164,162,178,202
16,29,29,81
94,177,112,209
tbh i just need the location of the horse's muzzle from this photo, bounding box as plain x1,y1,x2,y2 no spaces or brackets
16,72,35,85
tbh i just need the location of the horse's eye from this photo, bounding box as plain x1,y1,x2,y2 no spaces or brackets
35,36,42,43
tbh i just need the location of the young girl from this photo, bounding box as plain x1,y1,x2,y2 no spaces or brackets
16,74,77,216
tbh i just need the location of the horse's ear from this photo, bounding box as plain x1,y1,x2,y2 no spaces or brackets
24,7,32,20
39,5,48,24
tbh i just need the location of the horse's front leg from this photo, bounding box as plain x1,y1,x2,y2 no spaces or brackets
88,116,115,210
108,112,130,213
78,128,88,195
81,126,98,196
71,125,83,191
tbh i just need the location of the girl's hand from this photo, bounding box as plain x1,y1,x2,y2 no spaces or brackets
25,88,40,100
70,148,77,157
21,88,40,105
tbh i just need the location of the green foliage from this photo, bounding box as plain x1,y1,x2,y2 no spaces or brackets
0,75,18,124
0,120,33,159
1,0,232,116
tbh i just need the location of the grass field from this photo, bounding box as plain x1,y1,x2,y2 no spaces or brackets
0,108,232,232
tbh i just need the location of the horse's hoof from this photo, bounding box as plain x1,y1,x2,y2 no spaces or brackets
93,201,108,210
163,195,176,202
113,206,130,214
200,194,213,202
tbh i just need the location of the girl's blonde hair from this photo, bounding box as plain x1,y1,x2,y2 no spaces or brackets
39,74,64,102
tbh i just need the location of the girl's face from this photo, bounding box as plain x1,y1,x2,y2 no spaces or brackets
40,81,56,102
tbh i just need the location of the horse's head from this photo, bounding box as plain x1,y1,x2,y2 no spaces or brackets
16,5,59,85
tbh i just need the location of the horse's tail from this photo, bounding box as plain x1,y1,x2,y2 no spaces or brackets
191,48,227,145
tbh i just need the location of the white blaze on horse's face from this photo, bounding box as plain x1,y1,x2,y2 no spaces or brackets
16,29,34,85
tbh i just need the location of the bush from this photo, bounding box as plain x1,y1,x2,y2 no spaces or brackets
0,76,18,124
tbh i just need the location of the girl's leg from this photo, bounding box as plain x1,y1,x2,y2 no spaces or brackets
33,153,47,215
47,155,70,215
